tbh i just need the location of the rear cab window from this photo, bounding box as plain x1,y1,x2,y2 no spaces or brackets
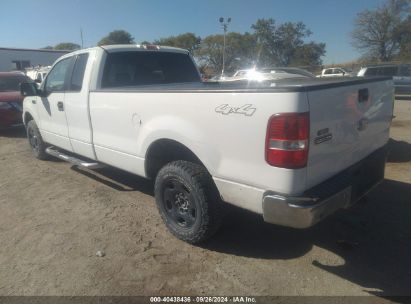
101,51,200,88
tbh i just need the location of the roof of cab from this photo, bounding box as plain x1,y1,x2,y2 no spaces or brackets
98,44,189,54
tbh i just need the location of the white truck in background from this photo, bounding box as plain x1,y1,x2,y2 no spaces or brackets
21,45,393,243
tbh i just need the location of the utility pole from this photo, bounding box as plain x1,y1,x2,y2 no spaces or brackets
80,28,84,49
219,17,231,77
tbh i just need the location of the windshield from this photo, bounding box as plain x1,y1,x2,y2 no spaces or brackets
0,75,27,92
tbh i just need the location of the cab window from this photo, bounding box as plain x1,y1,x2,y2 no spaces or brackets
69,53,89,91
45,57,73,92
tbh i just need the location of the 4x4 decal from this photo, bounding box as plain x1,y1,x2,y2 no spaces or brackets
215,104,256,116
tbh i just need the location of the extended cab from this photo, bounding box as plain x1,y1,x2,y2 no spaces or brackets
21,45,394,243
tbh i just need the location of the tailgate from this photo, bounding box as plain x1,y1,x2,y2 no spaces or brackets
306,78,393,188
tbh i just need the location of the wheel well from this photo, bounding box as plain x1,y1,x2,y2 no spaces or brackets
145,139,204,179
24,112,34,125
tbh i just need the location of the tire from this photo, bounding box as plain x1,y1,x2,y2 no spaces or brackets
154,160,223,244
26,120,49,160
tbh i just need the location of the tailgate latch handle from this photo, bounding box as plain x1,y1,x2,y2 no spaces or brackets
358,88,369,103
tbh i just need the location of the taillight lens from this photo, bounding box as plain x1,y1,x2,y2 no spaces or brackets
265,112,309,168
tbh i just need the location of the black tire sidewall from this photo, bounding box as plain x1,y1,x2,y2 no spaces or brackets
26,120,47,160
154,161,216,243
156,171,204,235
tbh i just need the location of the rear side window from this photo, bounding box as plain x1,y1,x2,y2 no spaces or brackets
101,51,200,88
379,66,398,76
399,66,411,76
0,75,28,92
364,68,378,76
70,53,89,91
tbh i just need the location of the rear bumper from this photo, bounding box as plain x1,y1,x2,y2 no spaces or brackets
262,145,387,228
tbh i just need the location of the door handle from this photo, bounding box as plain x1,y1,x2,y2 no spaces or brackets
57,101,64,111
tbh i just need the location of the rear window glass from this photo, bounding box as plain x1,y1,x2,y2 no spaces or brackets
399,66,411,76
0,75,28,92
364,68,378,76
379,66,398,76
102,51,200,88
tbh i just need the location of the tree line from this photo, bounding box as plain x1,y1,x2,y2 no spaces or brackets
43,19,326,75
44,0,410,75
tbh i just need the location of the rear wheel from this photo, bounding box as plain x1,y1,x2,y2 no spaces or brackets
26,120,48,160
154,161,223,244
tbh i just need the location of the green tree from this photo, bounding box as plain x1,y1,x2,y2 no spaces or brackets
251,18,325,66
351,0,410,62
54,42,80,50
195,32,257,75
98,30,134,46
290,42,326,66
154,32,201,52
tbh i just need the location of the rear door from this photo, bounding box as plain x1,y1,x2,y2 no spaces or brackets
37,56,74,151
64,52,96,159
306,79,393,188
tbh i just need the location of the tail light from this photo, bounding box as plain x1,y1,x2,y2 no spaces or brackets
265,112,309,169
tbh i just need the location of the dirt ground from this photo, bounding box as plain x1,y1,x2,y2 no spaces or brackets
0,100,410,299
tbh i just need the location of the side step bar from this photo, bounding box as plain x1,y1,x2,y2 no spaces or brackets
45,147,105,169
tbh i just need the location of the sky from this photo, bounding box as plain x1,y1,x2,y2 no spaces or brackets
0,0,386,64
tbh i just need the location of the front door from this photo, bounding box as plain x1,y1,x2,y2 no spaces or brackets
37,56,74,151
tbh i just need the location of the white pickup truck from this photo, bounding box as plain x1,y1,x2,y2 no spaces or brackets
20,45,394,243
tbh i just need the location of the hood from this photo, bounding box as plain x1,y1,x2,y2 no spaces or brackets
0,91,24,103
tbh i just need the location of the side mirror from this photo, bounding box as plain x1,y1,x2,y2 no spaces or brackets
35,79,42,84
20,82,38,97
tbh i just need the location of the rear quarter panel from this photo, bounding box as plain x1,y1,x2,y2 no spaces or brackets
89,90,309,213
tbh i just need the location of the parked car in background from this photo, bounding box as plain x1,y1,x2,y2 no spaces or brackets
26,66,51,85
260,67,315,78
317,67,354,78
215,68,312,82
357,64,411,99
0,72,30,128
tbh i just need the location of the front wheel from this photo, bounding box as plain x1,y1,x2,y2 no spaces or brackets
26,120,48,160
154,161,223,244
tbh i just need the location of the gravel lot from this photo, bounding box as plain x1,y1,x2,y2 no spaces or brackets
0,100,410,298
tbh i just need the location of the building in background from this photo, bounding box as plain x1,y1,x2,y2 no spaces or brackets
0,47,69,72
